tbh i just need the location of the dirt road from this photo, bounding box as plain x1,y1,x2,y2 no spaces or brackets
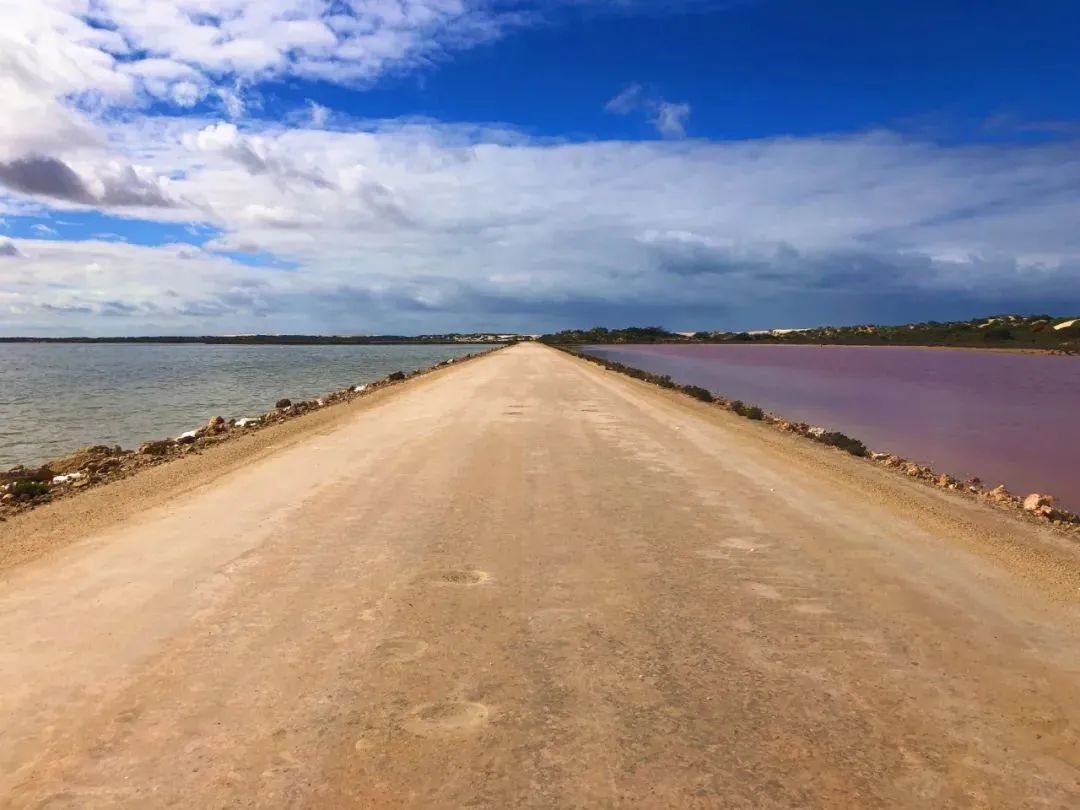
2,343,1079,808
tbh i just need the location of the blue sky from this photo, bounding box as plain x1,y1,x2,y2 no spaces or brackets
307,0,1080,141
0,0,1078,335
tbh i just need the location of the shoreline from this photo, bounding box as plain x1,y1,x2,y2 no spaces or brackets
0,348,503,525
715,342,1073,356
563,341,1075,356
0,336,516,345
565,346,1080,534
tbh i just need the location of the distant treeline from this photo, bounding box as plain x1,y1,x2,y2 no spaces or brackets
540,316,1080,351
0,334,514,345
539,327,673,344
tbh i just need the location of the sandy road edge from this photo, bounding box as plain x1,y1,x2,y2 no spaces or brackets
0,347,506,576
551,344,1080,606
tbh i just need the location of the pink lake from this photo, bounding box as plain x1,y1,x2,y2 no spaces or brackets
585,344,1080,512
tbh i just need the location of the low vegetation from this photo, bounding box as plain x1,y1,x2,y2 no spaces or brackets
541,314,1080,352
730,401,765,420
682,385,714,403
816,431,868,457
540,326,673,344
9,480,49,500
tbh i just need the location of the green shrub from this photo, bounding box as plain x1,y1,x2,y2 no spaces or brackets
729,400,764,420
816,431,868,457
682,385,714,403
10,480,49,499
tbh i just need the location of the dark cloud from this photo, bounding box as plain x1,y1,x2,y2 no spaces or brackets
640,237,1080,314
98,165,174,207
178,299,233,317
646,238,746,277
267,246,1080,335
245,209,315,229
222,140,269,175
99,300,140,317
290,167,337,190
0,239,22,257
0,155,174,207
234,277,270,289
39,299,150,317
0,155,91,202
40,302,94,315
362,181,413,227
214,134,336,189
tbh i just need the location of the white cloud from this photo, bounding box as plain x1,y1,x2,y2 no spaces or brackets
170,81,205,108
654,101,691,138
309,100,330,128
605,84,691,138
120,58,207,106
0,237,292,327
604,84,645,115
0,1,535,113
217,84,248,119
4,117,1079,334
121,58,199,82
0,0,562,179
185,123,268,172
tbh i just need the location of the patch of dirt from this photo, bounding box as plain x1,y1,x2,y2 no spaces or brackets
402,702,491,738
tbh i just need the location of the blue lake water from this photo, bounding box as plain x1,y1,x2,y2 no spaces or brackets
0,343,485,468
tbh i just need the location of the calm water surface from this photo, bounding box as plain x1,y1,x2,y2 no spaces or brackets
586,344,1080,511
0,343,485,468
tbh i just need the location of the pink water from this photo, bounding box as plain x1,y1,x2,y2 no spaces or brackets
586,344,1080,511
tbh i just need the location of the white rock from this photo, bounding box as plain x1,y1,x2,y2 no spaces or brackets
176,430,199,441
352,384,368,393
1023,493,1052,511
1053,318,1078,331
52,472,85,484
807,426,826,437
234,417,260,427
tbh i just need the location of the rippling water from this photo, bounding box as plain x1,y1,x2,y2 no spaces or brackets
0,343,486,468
585,344,1080,511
